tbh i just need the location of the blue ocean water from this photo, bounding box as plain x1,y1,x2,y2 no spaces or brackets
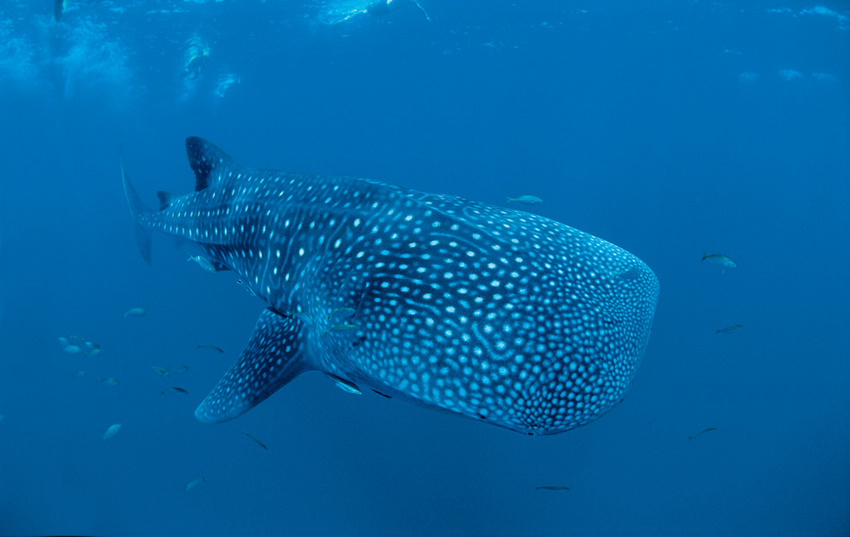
1,0,848,535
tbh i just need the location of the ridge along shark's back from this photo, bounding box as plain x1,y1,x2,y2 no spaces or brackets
123,137,659,435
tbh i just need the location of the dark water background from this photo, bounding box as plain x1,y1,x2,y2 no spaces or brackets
0,1,848,535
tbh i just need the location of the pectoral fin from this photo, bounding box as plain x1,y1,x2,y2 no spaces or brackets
195,308,310,423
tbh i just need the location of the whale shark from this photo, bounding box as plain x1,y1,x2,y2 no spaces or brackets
123,138,659,435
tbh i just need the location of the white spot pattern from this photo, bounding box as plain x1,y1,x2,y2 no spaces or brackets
138,138,659,435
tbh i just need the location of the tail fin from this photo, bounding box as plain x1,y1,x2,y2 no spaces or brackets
121,147,153,265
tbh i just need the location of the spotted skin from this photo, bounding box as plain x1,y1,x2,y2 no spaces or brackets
195,308,308,423
123,138,659,435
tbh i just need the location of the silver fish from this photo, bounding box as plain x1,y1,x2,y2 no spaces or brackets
507,195,543,205
185,476,206,492
102,423,122,440
242,431,269,451
687,427,717,441
701,251,737,269
59,335,101,356
186,250,219,272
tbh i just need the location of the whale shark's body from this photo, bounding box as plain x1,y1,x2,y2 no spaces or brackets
123,138,659,435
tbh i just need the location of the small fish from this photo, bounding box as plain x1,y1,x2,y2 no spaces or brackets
327,307,356,320
322,323,358,335
60,335,102,355
536,486,570,491
160,386,189,395
124,307,146,318
102,423,122,440
614,268,641,281
154,365,189,377
738,72,759,83
79,339,100,356
293,311,315,326
98,377,120,386
186,250,218,272
185,476,206,492
687,427,717,441
714,324,743,335
507,195,543,205
326,373,362,394
701,251,737,269
197,344,224,354
778,69,802,81
242,432,269,451
72,370,87,378
236,279,257,297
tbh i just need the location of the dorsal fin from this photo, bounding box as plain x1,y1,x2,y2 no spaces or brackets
156,190,175,210
185,137,236,191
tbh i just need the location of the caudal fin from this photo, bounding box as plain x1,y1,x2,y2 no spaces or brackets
121,148,153,265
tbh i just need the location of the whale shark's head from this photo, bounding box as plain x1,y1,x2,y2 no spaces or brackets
447,225,659,434
540,245,659,431
311,194,660,435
